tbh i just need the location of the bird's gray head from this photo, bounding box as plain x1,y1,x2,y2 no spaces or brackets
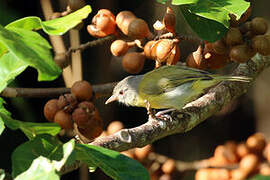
105,75,143,106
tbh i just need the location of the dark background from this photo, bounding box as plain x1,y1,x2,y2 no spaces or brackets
0,0,269,179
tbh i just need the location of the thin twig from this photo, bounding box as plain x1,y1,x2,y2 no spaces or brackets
70,29,83,82
0,82,117,98
65,35,116,57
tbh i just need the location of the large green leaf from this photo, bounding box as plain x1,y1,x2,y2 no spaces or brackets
6,5,92,35
0,53,28,92
186,0,250,28
0,26,62,82
14,157,60,180
156,0,250,41
180,6,227,42
75,144,150,180
12,135,75,178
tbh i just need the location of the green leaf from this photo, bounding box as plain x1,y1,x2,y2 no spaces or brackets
0,25,62,81
6,5,92,35
248,175,270,180
12,135,75,178
180,6,227,42
0,169,6,180
0,53,28,92
14,157,60,180
75,144,150,180
186,0,250,28
0,98,10,135
172,0,199,5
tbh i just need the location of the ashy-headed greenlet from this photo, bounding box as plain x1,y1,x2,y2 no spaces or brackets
105,65,250,112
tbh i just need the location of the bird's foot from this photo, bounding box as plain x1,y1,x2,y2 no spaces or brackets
145,100,156,119
155,108,175,122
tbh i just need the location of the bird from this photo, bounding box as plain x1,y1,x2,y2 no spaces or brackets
105,65,250,116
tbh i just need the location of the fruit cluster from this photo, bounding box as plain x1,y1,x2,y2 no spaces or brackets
187,6,270,69
43,80,103,142
196,133,270,180
87,7,180,74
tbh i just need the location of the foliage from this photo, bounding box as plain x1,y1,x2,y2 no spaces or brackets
157,0,250,41
0,1,260,180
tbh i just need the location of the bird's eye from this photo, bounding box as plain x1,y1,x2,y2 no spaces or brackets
119,90,124,95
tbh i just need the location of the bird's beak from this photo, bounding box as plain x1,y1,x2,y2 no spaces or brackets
105,95,118,104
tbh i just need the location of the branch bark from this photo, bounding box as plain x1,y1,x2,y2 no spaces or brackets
0,82,117,98
90,54,270,151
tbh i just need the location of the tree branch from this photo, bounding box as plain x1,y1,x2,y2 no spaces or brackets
0,82,117,98
90,54,270,151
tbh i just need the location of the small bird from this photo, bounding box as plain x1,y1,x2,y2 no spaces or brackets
105,65,250,114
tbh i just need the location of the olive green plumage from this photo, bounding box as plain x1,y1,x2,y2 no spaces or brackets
106,65,250,110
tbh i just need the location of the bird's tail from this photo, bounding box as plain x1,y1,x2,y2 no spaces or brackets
213,75,252,83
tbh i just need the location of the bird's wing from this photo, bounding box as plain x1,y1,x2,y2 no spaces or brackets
138,65,213,96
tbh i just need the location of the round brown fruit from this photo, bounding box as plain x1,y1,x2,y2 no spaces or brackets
212,39,228,55
134,145,152,161
251,17,268,35
122,52,145,74
71,80,93,101
127,18,151,39
251,35,270,56
107,121,124,135
76,113,103,140
161,159,176,174
239,154,259,173
246,133,266,154
110,40,129,56
155,39,175,63
236,143,250,159
68,0,86,12
229,44,255,63
144,40,156,59
225,27,243,46
54,110,73,129
264,143,270,163
230,168,248,180
203,51,229,69
44,99,60,122
57,93,78,113
116,11,136,35
72,101,96,128
87,24,107,37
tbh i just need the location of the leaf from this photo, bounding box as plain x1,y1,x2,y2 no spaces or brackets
0,25,62,82
180,6,227,42
248,175,270,180
75,144,150,180
6,5,92,35
12,135,75,177
186,0,250,28
0,98,10,135
172,0,199,5
14,157,60,180
0,115,4,136
0,169,6,180
0,53,28,92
